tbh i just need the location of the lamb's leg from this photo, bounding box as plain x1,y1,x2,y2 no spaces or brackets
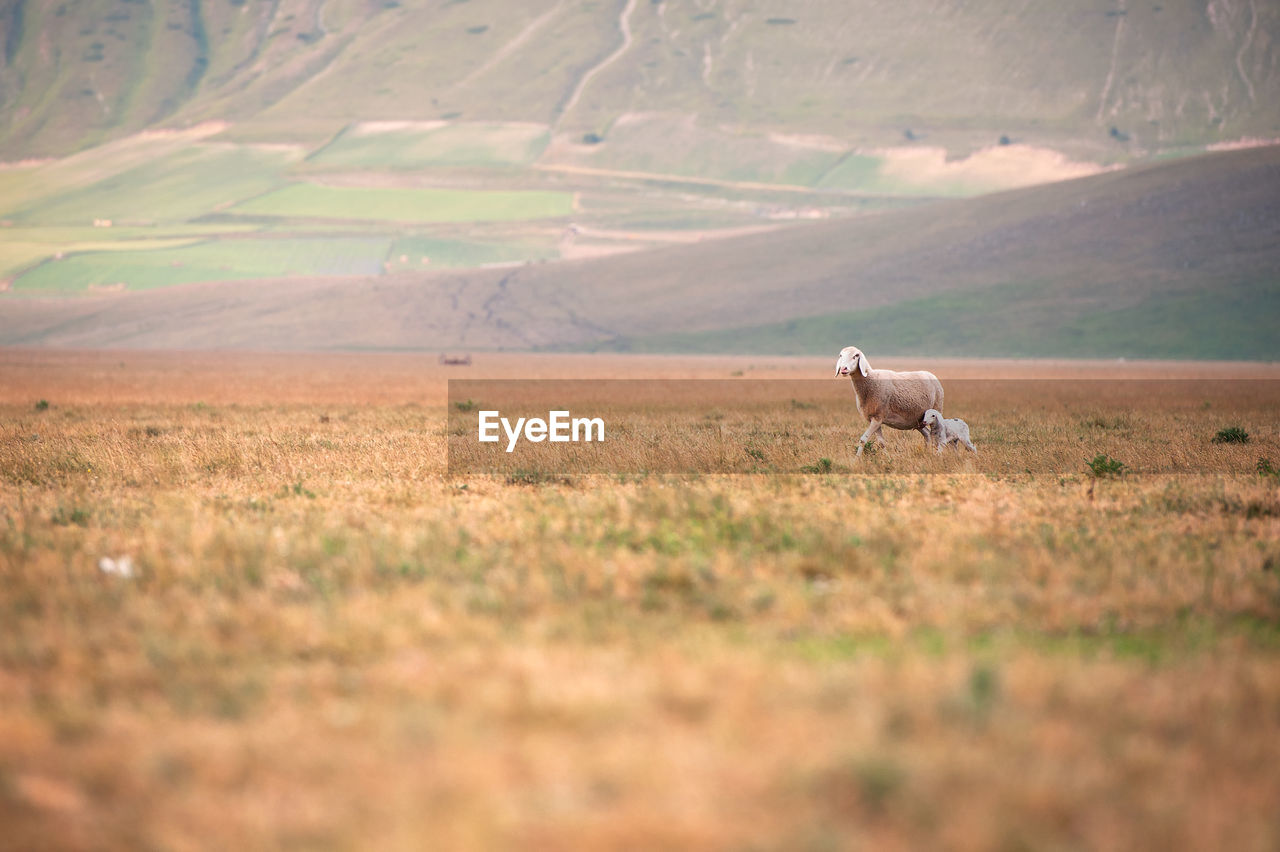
917,425,932,448
856,418,882,456
963,437,976,452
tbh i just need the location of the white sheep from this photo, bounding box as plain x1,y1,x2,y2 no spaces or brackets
834,346,944,456
922,409,976,453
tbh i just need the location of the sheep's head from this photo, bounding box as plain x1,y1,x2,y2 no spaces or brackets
834,346,870,378
922,409,941,427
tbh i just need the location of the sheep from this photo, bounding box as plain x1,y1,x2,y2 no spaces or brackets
922,409,976,453
834,345,944,456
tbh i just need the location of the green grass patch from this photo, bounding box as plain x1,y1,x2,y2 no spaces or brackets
0,241,70,278
0,224,262,244
386,235,555,269
1213,426,1250,445
1086,453,1128,478
785,617,1280,665
7,144,298,225
13,237,390,292
814,153,884,191
592,278,1280,361
582,123,844,188
0,224,260,278
231,183,574,224
1064,284,1280,359
0,238,202,278
308,122,550,169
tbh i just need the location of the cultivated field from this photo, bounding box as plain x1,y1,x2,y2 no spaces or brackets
307,123,552,170
2,350,1279,850
12,238,393,294
230,184,576,225
12,143,1275,358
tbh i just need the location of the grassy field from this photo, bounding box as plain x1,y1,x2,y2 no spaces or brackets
230,184,576,224
386,236,556,270
9,144,1277,353
0,129,279,219
607,278,1280,361
545,115,847,189
0,238,199,281
307,123,552,170
5,144,301,227
12,238,392,293
2,350,1278,849
445,377,1280,475
0,224,259,281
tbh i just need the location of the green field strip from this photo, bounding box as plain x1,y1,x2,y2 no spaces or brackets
556,129,843,189
385,235,556,269
0,166,45,216
231,183,575,224
1,129,229,211
10,143,298,226
0,223,263,278
813,153,885,191
13,236,391,293
0,238,203,279
0,242,63,278
0,223,262,243
307,122,551,170
588,278,1280,361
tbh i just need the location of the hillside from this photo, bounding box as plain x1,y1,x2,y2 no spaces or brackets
2,0,1277,164
3,0,1278,359
3,144,1277,359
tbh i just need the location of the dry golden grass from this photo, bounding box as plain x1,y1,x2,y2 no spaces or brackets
445,377,1280,475
2,350,1280,851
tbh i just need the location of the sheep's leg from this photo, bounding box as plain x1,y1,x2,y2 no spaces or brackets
917,425,932,448
855,419,882,456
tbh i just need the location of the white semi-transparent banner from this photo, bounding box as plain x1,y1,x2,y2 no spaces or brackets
447,379,1280,475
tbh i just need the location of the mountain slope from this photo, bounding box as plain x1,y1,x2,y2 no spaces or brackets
3,144,1277,358
2,0,1278,160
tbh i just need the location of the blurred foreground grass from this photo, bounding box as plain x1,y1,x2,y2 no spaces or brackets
1,359,1279,850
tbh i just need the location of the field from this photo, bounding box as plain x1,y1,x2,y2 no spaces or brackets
445,376,1280,475
2,350,1279,850
6,144,301,227
306,123,552,170
12,238,393,294
615,278,1280,361
14,142,1276,354
229,185,577,225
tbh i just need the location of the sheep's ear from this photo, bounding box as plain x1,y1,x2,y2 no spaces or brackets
857,355,869,377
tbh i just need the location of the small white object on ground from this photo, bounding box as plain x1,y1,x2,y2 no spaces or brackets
98,556,136,578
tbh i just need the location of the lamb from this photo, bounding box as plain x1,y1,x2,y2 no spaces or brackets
922,409,976,453
834,346,944,456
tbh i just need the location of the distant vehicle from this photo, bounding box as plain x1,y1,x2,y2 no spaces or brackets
439,354,472,366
